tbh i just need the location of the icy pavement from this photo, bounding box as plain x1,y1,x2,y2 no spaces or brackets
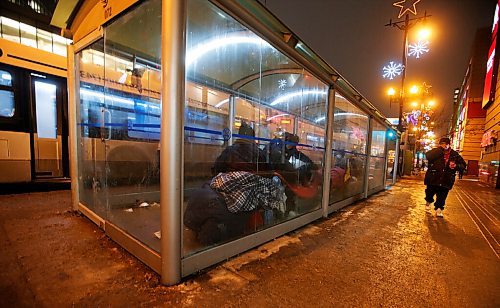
0,177,498,307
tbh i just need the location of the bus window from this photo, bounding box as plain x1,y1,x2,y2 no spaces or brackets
0,70,15,117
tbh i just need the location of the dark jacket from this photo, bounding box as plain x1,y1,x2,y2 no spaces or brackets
424,147,466,189
268,139,315,185
183,183,251,245
213,139,268,175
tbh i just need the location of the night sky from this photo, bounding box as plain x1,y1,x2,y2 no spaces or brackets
258,0,496,137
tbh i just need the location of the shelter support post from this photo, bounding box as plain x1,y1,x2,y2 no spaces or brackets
160,0,186,286
321,85,336,217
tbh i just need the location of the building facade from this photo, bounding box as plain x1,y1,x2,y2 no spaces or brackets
480,1,500,188
450,27,489,176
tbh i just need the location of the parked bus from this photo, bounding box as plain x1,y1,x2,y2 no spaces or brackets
0,16,71,184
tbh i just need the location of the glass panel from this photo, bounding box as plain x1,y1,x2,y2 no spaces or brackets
329,95,368,204
0,90,15,117
184,0,327,256
20,23,37,48
1,17,20,43
34,81,57,139
76,40,106,216
0,70,13,86
368,121,387,190
37,29,53,53
185,1,298,88
368,157,385,190
370,121,386,157
102,0,162,253
386,130,397,185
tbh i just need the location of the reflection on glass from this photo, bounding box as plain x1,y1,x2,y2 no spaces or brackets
76,41,106,216
76,0,162,252
0,90,15,117
329,96,369,204
0,70,14,118
386,132,397,185
368,121,387,190
183,0,327,256
100,0,162,253
0,70,12,87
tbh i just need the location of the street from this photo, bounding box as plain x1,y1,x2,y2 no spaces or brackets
0,177,498,307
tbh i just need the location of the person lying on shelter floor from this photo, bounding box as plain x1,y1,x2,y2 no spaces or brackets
184,171,286,245
184,122,286,245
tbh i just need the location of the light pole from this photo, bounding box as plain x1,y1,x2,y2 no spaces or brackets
384,1,431,176
385,10,431,132
387,87,396,108
387,82,425,174
405,83,435,167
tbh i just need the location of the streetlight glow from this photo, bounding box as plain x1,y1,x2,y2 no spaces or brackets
412,127,418,132
428,100,435,107
411,101,418,107
387,87,396,96
417,28,431,40
409,85,419,94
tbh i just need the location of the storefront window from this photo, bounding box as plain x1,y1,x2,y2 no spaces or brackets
183,0,327,256
329,95,368,204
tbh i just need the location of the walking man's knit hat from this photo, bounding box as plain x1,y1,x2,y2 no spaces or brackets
439,137,451,145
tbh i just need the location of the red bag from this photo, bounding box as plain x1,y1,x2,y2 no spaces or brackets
330,167,346,189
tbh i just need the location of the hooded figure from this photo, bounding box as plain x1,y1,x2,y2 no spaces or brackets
269,132,315,185
424,137,466,217
213,122,268,175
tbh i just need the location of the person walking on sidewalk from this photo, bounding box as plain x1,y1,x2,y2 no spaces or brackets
458,164,466,179
424,137,466,217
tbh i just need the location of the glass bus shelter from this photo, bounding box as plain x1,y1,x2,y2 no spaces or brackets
64,0,399,285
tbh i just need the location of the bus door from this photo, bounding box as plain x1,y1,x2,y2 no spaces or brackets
30,75,68,179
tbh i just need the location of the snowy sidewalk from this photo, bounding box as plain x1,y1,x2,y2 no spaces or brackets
0,178,498,307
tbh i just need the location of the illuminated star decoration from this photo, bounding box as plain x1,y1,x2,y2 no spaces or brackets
422,82,432,94
393,0,421,19
278,79,287,90
382,61,404,80
408,40,429,58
